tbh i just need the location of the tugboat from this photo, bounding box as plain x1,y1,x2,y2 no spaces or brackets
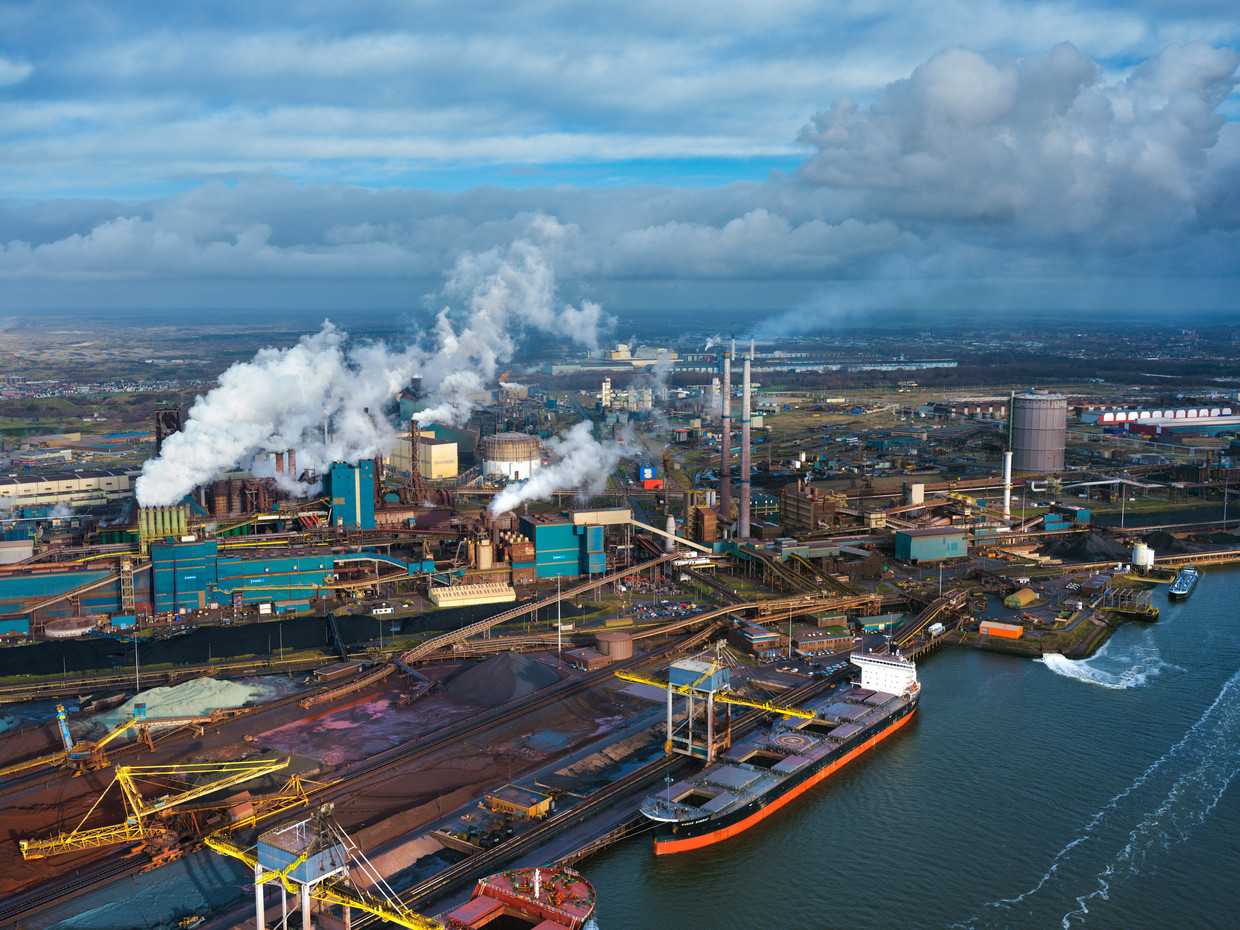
1169,566,1199,599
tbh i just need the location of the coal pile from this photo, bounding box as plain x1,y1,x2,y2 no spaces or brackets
446,652,561,706
1142,531,1199,554
1038,532,1132,563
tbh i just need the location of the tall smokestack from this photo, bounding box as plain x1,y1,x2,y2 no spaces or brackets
275,451,285,475
1003,450,1013,520
720,341,732,519
739,341,752,538
287,449,296,476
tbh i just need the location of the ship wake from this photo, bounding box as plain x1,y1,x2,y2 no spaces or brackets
952,665,1240,928
1038,642,1176,690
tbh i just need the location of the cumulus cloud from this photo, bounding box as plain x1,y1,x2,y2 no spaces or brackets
0,42,1236,320
798,43,1240,243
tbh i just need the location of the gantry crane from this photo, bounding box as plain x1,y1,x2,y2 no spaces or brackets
206,805,444,930
19,757,296,860
616,656,816,763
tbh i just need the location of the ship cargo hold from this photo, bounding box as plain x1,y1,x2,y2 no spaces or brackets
639,653,919,854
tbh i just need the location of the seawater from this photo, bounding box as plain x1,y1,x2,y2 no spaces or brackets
584,567,1240,930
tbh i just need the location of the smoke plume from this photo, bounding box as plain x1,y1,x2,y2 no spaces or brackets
488,421,624,515
136,216,609,507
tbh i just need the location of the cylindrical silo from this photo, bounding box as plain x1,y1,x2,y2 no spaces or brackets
1010,393,1067,474
480,432,542,480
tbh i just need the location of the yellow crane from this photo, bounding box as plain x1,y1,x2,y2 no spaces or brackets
0,703,149,780
615,669,817,722
20,757,292,859
205,808,444,930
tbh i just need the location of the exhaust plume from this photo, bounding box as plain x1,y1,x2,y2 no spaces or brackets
488,421,623,515
136,216,610,507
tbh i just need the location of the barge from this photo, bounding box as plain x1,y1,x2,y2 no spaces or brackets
639,653,919,854
1169,567,1199,599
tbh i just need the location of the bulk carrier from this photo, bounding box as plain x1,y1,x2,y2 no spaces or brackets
639,653,919,854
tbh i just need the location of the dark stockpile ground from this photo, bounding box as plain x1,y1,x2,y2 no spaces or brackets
446,652,562,706
1141,531,1199,554
1038,532,1132,563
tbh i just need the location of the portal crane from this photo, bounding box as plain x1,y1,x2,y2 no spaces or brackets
206,806,444,930
20,757,292,859
616,658,816,763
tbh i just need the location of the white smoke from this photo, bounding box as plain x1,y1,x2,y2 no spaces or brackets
136,216,610,506
418,215,609,426
48,503,74,520
136,323,419,506
488,421,624,515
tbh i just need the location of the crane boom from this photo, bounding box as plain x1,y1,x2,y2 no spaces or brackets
19,757,291,859
613,670,816,720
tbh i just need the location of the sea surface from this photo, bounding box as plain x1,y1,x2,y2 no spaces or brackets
584,566,1240,930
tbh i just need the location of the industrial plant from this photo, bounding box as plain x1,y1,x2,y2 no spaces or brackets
3,326,1240,930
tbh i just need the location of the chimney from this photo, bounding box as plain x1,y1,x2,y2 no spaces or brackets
275,451,285,474
739,340,752,538
720,341,732,518
287,449,296,476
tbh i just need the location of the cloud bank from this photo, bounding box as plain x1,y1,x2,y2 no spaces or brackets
2,43,1237,320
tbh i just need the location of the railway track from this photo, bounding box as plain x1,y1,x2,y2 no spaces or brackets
401,675,836,911
0,855,140,928
0,622,727,926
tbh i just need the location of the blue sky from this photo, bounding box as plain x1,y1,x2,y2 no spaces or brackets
1,1,1238,320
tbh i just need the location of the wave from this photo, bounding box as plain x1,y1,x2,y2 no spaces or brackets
952,665,1240,928
1038,647,1174,691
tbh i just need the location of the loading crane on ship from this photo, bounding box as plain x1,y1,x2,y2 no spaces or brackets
206,805,444,930
617,655,816,764
19,756,310,860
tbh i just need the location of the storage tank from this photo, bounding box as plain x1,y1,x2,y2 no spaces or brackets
479,432,542,480
1010,393,1067,474
1131,542,1155,571
595,631,634,660
43,616,99,639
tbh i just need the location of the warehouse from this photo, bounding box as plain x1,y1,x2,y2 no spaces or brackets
894,528,968,563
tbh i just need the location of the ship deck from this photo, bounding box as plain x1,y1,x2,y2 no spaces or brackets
640,682,913,825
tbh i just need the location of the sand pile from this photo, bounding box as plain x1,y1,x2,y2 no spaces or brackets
446,652,560,706
95,677,272,731
1038,532,1132,563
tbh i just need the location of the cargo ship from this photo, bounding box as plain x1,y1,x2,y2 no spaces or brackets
639,653,919,854
1169,566,1199,599
442,866,596,929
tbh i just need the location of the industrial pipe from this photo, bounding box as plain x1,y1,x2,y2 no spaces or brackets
739,341,752,538
1003,450,1013,519
720,343,732,519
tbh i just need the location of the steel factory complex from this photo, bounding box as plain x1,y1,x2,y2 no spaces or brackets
4,339,1240,929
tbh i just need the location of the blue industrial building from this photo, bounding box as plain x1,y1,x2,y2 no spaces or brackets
327,462,376,530
894,528,968,563
518,515,606,579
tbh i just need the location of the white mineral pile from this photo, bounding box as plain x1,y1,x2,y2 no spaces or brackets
95,677,273,732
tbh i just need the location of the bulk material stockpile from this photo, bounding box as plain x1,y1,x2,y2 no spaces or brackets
446,652,560,706
94,677,274,732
